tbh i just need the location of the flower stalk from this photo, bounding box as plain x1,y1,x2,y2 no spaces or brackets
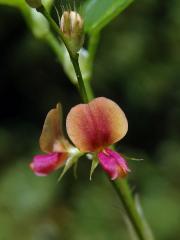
36,5,74,57
36,5,88,103
69,54,89,103
35,4,154,240
70,57,154,239
68,53,154,240
68,38,155,240
112,179,154,240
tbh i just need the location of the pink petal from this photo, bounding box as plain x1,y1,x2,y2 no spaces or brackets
30,152,67,176
98,148,130,180
66,97,128,152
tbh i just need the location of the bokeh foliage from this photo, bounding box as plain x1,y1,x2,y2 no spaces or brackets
0,0,180,239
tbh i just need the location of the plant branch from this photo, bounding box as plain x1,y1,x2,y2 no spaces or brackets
36,5,154,240
70,54,154,240
36,5,74,57
37,4,89,103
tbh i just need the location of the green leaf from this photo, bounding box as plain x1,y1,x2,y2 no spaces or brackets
0,0,24,7
90,156,99,180
29,8,50,38
42,0,53,10
82,0,133,33
0,0,52,9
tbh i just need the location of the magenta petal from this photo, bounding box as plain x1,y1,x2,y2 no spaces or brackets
98,148,130,180
30,152,67,176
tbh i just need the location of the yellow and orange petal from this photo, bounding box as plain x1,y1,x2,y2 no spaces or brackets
40,103,70,153
66,97,128,152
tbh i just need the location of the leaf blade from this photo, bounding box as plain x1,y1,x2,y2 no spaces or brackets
0,0,24,7
83,0,133,33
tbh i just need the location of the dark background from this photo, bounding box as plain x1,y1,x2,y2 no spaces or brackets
0,1,180,239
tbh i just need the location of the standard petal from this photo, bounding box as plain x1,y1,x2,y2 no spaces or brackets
98,148,130,180
40,103,70,153
66,97,128,152
30,152,67,176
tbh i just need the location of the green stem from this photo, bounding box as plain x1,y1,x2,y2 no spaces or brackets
112,179,154,240
36,5,74,57
84,79,94,101
70,54,89,103
37,5,89,103
45,33,94,101
71,57,154,239
37,5,154,240
70,59,154,239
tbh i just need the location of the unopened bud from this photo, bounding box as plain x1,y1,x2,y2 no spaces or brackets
25,0,42,8
60,11,84,54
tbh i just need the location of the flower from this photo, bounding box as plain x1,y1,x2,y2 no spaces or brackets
30,104,73,176
66,97,130,180
60,11,84,54
31,98,130,180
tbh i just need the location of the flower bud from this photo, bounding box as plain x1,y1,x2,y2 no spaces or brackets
25,0,42,8
60,11,84,54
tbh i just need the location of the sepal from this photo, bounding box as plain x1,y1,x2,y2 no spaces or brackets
58,148,82,181
89,154,99,180
121,154,144,161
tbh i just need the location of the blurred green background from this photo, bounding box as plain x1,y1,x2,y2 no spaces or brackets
0,0,180,239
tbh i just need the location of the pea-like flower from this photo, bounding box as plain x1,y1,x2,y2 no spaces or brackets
31,97,130,180
66,97,130,180
30,104,76,176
